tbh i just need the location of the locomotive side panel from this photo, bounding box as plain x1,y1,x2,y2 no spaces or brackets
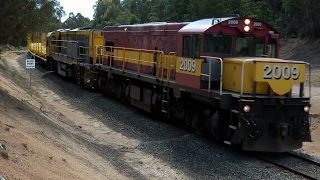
90,30,104,65
222,58,268,94
175,57,204,89
101,23,185,79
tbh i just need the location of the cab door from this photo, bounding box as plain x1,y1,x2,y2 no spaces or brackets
175,34,203,89
182,35,201,59
267,34,280,58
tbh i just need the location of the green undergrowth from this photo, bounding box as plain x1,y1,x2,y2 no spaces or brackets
0,56,8,68
0,44,27,53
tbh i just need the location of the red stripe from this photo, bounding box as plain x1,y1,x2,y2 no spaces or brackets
176,73,200,89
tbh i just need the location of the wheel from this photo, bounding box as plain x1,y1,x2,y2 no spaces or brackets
192,111,206,134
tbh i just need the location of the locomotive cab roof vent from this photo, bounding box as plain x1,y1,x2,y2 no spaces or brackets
212,14,240,24
213,14,240,18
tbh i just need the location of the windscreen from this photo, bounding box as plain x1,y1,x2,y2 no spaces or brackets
236,35,265,57
203,33,233,54
203,33,277,57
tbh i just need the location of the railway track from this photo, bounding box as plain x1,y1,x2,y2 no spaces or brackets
254,152,320,180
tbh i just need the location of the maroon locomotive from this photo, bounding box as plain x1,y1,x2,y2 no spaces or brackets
31,15,311,152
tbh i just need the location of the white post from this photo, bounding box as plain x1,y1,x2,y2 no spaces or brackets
26,58,35,90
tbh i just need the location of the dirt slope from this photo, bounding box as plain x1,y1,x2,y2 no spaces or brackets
0,52,128,179
280,38,320,157
280,38,320,66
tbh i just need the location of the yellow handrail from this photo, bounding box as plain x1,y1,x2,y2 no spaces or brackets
122,48,125,71
167,52,177,81
94,45,176,82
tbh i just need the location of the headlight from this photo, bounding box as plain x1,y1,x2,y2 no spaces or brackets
244,26,250,32
304,106,310,112
244,19,250,25
243,105,250,112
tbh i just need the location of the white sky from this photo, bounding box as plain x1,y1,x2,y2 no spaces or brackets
59,0,97,22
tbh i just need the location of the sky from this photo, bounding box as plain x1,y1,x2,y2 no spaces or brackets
59,0,97,22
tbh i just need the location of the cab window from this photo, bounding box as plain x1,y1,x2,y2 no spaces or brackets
236,35,265,56
182,35,201,58
203,33,233,54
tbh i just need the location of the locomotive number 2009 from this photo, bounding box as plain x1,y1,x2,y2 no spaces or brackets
263,64,300,80
180,59,196,73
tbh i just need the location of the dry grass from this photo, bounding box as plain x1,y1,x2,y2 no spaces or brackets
280,38,320,67
281,38,320,87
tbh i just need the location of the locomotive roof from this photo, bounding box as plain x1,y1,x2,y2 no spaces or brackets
102,17,277,34
178,17,233,33
103,21,190,32
54,27,103,33
117,21,190,27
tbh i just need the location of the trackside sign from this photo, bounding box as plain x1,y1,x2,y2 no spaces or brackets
26,59,35,69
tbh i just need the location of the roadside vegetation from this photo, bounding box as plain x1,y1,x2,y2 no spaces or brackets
92,0,320,40
1,0,320,49
0,56,8,69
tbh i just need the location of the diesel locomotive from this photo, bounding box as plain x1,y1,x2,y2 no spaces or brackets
28,15,312,152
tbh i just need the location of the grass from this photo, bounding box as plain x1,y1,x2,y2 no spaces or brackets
11,70,18,79
0,56,8,69
39,101,45,111
26,87,34,96
0,43,27,69
0,44,27,52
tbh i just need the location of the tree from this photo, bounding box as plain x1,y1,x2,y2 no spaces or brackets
62,13,92,29
0,0,65,46
93,0,140,26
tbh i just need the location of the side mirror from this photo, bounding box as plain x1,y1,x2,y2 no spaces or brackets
270,33,279,40
267,45,271,57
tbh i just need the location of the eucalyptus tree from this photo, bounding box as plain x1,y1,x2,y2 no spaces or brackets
0,0,65,46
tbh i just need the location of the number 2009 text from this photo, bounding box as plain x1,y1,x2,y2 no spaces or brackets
180,59,196,73
263,65,300,80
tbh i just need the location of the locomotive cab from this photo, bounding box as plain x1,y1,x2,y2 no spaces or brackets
200,17,280,59
177,16,311,152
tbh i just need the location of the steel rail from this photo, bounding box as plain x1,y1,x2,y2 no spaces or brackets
286,152,320,168
254,153,320,180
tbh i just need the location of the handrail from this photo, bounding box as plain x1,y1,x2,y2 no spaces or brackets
240,59,255,96
200,56,223,95
95,46,101,66
160,52,164,80
167,52,177,81
50,41,81,60
306,62,311,98
51,39,85,43
93,45,175,82
138,49,142,75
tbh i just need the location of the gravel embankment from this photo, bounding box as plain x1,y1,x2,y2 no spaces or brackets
13,52,313,179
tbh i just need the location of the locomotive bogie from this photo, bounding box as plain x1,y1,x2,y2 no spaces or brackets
56,62,73,77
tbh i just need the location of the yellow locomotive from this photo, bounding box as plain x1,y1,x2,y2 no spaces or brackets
28,15,312,152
